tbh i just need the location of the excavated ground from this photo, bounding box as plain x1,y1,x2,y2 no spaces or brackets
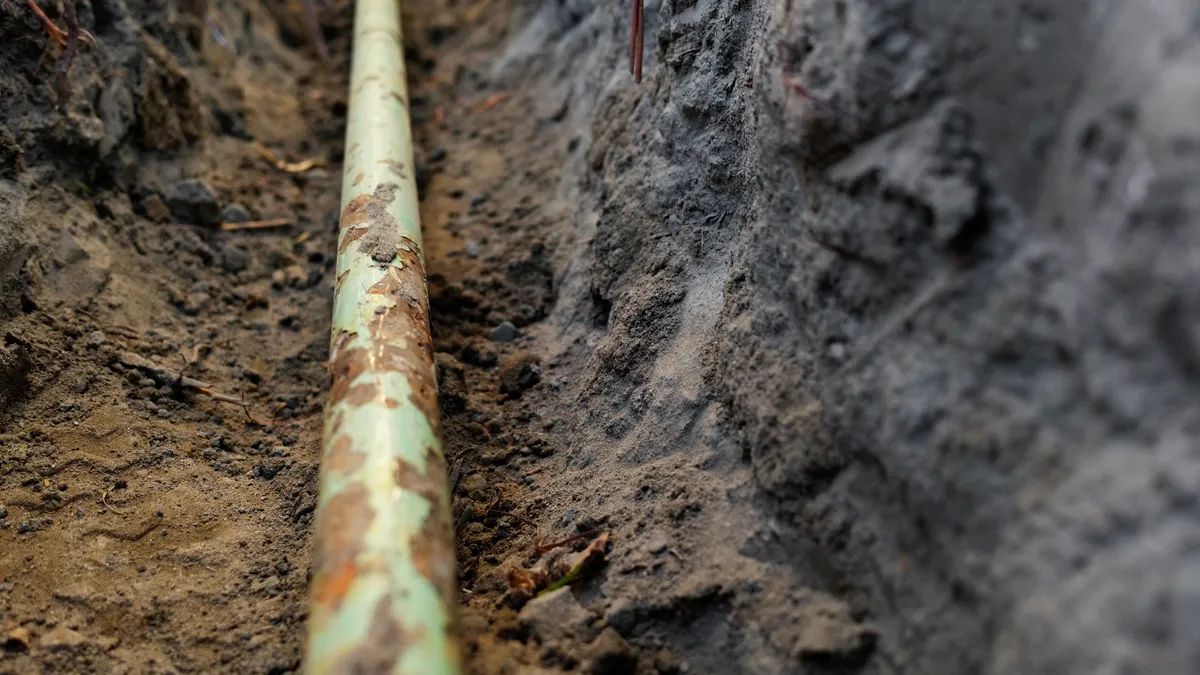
2,1,1199,675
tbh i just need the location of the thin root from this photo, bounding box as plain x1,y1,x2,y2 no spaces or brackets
100,485,125,515
25,0,96,105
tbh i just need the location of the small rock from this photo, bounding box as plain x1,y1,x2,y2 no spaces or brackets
165,178,222,226
0,582,12,593
466,241,481,258
586,627,637,675
220,244,250,274
221,203,252,224
499,353,541,397
262,576,281,596
518,587,596,643
40,626,87,651
490,321,520,342
85,331,106,348
143,194,172,223
0,505,7,519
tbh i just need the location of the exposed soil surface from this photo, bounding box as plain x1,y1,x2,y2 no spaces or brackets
2,0,1199,675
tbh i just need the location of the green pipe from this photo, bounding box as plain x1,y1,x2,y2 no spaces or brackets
304,1,460,673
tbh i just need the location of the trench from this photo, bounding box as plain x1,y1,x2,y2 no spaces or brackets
2,0,1199,674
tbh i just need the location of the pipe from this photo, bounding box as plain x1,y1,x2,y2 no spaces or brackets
304,1,460,673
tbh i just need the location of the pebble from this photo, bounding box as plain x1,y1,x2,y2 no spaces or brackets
165,178,222,226
490,321,520,342
0,505,7,519
221,203,252,224
466,241,481,258
221,244,250,274
85,330,106,348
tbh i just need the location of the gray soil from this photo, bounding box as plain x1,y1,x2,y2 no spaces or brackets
2,0,1198,674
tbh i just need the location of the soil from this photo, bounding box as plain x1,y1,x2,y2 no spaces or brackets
2,0,1199,675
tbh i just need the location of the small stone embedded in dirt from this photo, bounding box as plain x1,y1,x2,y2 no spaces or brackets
518,587,597,643
490,321,520,342
262,576,281,596
221,203,252,224
221,244,250,273
0,505,6,518
165,179,222,226
499,352,541,397
40,626,88,651
142,193,172,223
85,331,106,348
466,241,481,258
585,627,637,675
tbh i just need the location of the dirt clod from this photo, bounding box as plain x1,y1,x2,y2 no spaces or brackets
498,352,540,397
584,628,636,675
165,178,222,226
489,321,520,342
518,588,596,644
